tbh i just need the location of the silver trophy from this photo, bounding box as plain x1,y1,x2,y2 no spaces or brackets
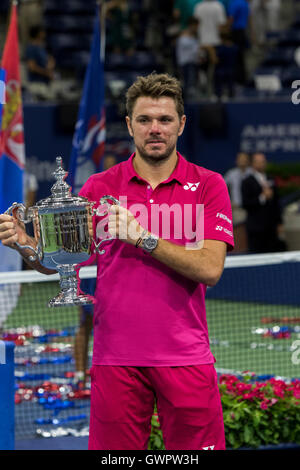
5,157,120,307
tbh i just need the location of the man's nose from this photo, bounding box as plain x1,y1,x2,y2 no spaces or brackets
150,120,161,133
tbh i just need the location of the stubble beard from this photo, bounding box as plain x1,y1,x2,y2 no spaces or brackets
135,142,177,166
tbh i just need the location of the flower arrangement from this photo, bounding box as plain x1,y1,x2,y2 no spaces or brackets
148,372,300,450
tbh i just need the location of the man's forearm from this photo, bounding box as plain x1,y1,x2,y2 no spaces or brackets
147,238,224,286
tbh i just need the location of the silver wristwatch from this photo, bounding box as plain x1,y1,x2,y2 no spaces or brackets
141,233,159,253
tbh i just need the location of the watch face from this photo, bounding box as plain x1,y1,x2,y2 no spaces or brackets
143,236,158,251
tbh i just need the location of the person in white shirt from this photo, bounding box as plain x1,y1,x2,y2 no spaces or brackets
224,152,251,252
176,16,201,98
193,0,227,46
224,152,251,210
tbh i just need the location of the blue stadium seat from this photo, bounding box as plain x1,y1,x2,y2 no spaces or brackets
44,0,95,14
57,50,91,71
45,15,94,33
261,47,296,67
48,34,92,53
281,66,300,87
277,29,300,48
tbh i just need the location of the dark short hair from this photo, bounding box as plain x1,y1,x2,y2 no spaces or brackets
29,25,44,39
126,72,184,119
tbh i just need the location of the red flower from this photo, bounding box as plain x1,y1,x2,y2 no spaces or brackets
260,401,269,410
273,387,285,398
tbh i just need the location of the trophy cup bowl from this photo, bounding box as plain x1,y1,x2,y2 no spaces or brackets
5,157,97,307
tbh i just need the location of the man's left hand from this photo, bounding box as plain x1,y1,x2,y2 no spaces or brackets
107,205,146,246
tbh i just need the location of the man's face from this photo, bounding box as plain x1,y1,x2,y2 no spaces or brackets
236,152,249,169
126,96,186,165
252,153,267,172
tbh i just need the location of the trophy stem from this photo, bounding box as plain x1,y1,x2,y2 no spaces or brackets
48,265,94,307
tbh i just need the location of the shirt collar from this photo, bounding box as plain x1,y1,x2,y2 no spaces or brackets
124,152,187,186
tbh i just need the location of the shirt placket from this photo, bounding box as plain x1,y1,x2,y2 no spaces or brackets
146,183,155,233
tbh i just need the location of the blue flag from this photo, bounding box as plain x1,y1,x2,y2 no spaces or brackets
67,10,106,194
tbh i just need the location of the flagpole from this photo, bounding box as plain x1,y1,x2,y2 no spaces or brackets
97,0,106,62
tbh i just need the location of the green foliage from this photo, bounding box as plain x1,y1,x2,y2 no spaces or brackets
148,374,300,450
267,162,300,197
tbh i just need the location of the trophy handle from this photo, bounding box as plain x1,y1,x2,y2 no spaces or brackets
92,195,121,255
5,202,41,262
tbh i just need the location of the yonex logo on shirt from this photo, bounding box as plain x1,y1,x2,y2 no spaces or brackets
183,182,200,191
215,225,233,237
202,445,215,450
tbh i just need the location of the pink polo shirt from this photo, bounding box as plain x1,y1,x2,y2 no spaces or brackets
79,153,234,366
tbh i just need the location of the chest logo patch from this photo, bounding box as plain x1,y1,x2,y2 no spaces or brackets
183,182,200,192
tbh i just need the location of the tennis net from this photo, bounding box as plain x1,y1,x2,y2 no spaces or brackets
0,252,300,439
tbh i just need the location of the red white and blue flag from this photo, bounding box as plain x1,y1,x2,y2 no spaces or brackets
67,8,106,194
0,2,24,273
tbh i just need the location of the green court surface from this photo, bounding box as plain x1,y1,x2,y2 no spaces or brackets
3,281,79,330
2,282,300,379
206,298,300,379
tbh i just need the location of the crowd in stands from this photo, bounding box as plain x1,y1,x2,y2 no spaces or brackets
1,0,293,103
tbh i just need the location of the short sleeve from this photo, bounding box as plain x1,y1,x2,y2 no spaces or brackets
78,176,94,200
218,4,227,24
202,173,234,250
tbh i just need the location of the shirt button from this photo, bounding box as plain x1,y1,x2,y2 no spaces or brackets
147,185,151,189
149,199,154,203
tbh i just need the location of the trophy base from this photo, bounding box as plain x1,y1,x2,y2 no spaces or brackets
48,291,94,308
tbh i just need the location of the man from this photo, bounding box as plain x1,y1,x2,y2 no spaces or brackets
224,152,250,210
227,0,251,84
175,16,200,99
224,152,250,252
241,152,285,253
0,73,234,450
173,0,200,31
25,25,56,85
193,0,227,47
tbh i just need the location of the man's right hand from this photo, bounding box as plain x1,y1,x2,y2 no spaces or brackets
0,213,28,249
262,187,274,200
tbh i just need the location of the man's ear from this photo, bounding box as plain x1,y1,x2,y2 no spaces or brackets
126,116,133,137
178,114,186,137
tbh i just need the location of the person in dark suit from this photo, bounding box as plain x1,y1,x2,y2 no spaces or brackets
241,152,286,253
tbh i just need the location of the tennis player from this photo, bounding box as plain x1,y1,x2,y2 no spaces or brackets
0,73,234,450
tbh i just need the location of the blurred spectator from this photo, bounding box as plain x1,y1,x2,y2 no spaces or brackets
224,152,251,253
224,152,251,209
19,0,43,53
193,0,227,47
175,17,200,99
106,0,136,55
173,0,200,30
214,29,239,98
250,0,267,46
241,152,286,253
193,0,227,96
25,25,55,85
265,0,281,32
24,171,38,209
250,0,281,47
24,25,79,102
227,0,251,84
